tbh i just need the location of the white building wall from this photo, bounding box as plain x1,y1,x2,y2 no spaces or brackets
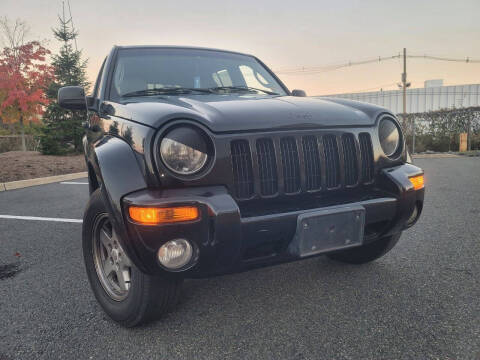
317,84,480,114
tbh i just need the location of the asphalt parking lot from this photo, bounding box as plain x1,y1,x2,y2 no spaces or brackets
0,157,479,360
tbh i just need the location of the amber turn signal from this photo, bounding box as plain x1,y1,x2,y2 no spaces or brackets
409,174,424,190
128,206,199,225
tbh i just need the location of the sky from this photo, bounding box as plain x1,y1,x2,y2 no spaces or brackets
2,0,480,95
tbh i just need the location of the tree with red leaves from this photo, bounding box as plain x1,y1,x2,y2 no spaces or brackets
0,42,55,121
0,18,54,150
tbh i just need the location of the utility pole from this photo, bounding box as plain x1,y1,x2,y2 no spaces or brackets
402,48,407,119
467,114,472,151
401,48,413,153
67,0,78,51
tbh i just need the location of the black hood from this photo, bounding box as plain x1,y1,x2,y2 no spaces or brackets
106,95,391,133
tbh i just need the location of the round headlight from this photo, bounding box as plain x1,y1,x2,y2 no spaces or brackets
160,126,209,175
379,118,401,158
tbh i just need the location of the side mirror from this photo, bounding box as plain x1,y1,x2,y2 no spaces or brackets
291,89,307,97
58,86,87,110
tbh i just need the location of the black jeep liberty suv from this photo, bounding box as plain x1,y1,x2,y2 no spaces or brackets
58,46,425,327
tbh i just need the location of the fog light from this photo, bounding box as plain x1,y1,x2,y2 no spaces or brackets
158,239,193,269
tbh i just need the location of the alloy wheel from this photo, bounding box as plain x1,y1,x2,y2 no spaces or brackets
92,214,132,301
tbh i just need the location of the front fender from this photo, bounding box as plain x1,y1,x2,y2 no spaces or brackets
92,136,149,272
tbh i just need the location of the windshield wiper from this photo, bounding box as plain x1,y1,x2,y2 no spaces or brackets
123,86,279,97
208,86,279,95
122,87,213,97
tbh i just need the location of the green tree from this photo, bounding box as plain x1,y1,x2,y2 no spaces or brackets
39,11,89,154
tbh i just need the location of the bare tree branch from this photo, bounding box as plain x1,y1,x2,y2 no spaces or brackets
0,16,30,58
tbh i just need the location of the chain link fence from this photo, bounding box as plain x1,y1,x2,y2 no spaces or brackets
398,106,480,153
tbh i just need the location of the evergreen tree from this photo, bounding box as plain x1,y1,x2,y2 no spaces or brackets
39,11,89,154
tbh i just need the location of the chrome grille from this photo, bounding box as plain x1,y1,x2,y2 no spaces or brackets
231,140,254,198
230,132,374,200
302,136,322,191
280,137,301,193
359,133,374,183
256,138,278,196
341,134,359,186
322,135,341,189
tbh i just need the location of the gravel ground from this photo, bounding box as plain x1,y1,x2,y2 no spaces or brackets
0,158,479,360
0,151,86,182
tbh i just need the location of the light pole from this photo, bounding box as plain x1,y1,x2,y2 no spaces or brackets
399,48,412,152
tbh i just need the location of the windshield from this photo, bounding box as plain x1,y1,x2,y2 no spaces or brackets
110,48,287,100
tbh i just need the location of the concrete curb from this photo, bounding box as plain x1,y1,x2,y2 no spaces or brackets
413,154,460,159
0,172,88,191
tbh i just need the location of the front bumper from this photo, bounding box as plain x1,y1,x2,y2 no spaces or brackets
121,163,424,277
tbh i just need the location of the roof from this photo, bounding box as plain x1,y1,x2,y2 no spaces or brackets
114,45,253,57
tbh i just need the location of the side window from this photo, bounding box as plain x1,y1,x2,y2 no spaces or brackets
238,65,272,91
92,57,107,98
212,69,233,87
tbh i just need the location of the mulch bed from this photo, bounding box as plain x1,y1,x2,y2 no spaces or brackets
0,151,86,182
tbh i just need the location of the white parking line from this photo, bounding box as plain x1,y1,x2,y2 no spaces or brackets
0,215,83,223
60,181,88,185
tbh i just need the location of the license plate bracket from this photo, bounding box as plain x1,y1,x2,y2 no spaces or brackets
288,205,365,257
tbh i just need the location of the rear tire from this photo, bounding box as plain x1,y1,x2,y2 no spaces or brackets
82,189,182,327
327,233,402,264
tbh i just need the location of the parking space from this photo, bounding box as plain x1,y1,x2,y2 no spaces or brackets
0,158,479,360
0,178,88,220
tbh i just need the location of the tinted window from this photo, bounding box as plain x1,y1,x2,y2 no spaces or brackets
110,48,287,99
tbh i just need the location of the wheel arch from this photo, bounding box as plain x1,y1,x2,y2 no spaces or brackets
87,162,100,194
91,136,149,272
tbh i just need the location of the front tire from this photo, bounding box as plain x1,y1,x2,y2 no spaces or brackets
327,233,402,264
82,189,182,327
